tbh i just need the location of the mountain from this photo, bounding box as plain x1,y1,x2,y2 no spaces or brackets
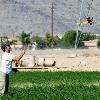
0,0,99,38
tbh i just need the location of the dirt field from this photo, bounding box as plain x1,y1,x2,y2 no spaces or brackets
12,48,100,71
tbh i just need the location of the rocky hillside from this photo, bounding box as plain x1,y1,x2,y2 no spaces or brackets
0,0,99,37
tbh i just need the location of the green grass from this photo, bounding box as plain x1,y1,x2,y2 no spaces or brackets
1,71,100,100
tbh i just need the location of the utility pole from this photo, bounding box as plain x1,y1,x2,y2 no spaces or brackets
75,0,94,49
51,3,54,38
51,3,54,48
75,0,84,49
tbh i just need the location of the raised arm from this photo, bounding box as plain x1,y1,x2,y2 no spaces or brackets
13,50,25,62
12,50,25,67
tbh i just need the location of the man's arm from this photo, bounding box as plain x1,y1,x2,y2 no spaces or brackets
12,50,25,62
12,50,25,67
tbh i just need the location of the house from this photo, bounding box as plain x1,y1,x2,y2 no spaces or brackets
83,39,98,48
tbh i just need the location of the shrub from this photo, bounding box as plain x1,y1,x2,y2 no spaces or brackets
61,30,77,48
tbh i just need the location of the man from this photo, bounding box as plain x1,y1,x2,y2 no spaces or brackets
0,42,25,95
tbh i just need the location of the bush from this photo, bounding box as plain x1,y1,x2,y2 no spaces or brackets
45,32,61,48
80,32,96,41
32,36,46,49
61,30,77,48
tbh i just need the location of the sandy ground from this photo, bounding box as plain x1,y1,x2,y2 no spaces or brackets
12,48,100,71
0,48,100,71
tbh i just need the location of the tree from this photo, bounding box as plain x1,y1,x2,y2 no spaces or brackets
53,35,61,47
45,32,59,48
45,32,52,48
61,30,77,48
79,32,96,47
80,32,96,41
18,31,31,49
10,39,17,48
31,36,46,49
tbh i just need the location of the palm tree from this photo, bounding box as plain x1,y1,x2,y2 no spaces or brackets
18,31,31,49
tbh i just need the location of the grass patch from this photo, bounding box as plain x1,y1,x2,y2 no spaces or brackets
1,71,100,100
